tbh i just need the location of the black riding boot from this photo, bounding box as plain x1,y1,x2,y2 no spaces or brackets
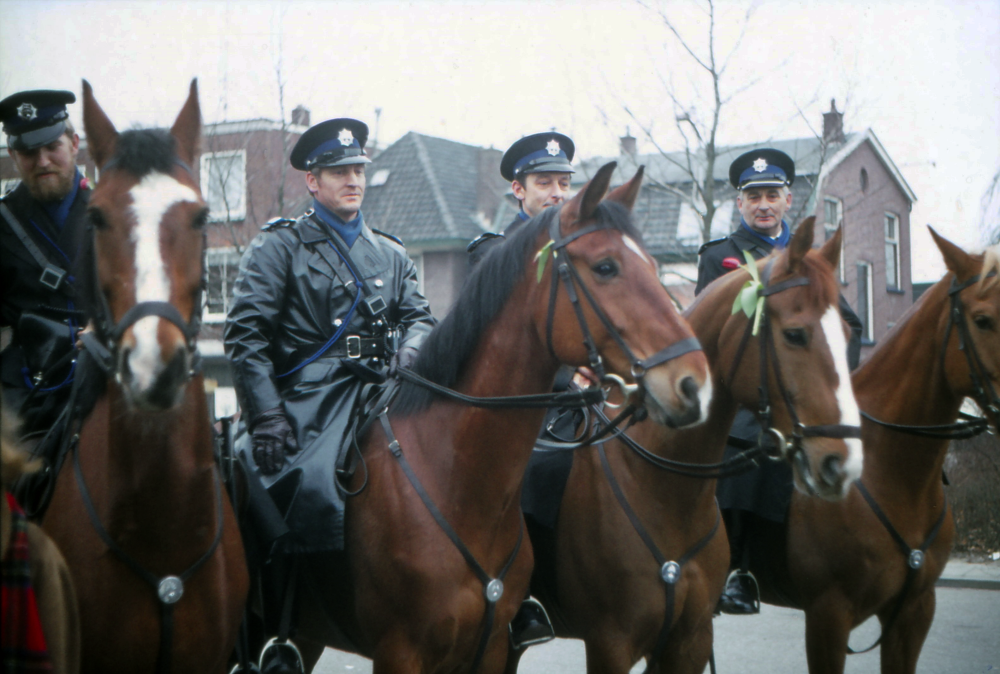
509,597,555,650
716,511,760,615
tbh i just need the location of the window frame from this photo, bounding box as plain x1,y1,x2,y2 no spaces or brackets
884,212,901,291
822,197,846,284
203,246,242,323
200,149,247,222
856,260,874,343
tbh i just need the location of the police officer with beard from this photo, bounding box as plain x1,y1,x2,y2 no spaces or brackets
696,148,862,614
0,90,91,441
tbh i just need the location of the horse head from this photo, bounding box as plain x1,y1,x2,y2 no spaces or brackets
930,228,1000,432
541,162,711,428
714,217,861,499
81,80,207,410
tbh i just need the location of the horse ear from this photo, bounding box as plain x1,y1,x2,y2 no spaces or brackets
819,223,843,270
786,216,816,273
81,80,118,170
561,161,616,229
605,165,644,211
170,79,201,169
929,225,978,281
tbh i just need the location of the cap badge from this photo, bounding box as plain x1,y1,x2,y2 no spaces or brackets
753,158,768,173
17,103,37,121
338,128,355,146
546,140,561,156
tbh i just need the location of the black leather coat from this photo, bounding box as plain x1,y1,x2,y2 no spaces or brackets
224,211,435,552
0,180,91,433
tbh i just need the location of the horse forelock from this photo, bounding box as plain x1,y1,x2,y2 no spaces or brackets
772,246,839,312
104,128,179,179
391,202,641,416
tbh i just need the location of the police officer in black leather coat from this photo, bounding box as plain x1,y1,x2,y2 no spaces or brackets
0,90,91,437
224,118,435,555
696,149,862,614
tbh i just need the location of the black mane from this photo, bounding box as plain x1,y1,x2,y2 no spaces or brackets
106,128,177,177
391,200,642,416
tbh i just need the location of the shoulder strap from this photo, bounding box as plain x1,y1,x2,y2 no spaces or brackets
0,202,71,293
323,222,387,318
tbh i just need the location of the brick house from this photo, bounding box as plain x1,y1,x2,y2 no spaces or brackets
572,102,916,359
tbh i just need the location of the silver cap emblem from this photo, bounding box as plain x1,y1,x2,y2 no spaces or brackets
338,129,355,146
753,158,768,173
546,140,561,156
17,102,37,121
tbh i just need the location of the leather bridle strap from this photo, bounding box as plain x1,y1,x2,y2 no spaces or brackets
112,300,196,343
944,271,1000,427
378,411,523,674
395,366,604,409
597,443,720,673
71,438,224,674
847,481,948,655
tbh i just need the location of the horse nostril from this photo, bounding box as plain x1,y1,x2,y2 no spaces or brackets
679,376,699,406
821,455,844,487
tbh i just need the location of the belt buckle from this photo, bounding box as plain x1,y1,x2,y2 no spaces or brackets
346,335,362,359
40,264,66,290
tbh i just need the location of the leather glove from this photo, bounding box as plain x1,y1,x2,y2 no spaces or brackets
251,408,299,476
390,346,419,375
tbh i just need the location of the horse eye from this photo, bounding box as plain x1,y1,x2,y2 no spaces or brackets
783,328,808,347
973,314,994,330
592,259,619,279
88,208,108,229
192,209,209,229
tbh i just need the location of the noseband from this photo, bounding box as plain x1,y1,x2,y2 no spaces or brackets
543,215,702,404
725,258,861,477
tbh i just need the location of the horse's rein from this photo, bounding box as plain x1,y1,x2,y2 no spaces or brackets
860,269,999,439
724,258,862,474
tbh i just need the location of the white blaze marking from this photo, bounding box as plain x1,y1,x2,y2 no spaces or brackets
819,306,863,489
622,234,652,267
697,362,714,424
127,173,199,389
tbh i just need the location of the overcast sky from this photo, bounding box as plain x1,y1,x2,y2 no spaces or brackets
2,0,997,281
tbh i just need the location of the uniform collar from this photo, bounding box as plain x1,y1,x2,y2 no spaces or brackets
311,199,364,248
516,209,531,222
739,218,790,251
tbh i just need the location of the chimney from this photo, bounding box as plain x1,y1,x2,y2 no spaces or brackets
291,105,310,128
620,126,637,157
822,99,844,145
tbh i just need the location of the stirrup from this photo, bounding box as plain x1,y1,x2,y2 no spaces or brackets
723,569,760,613
508,597,556,650
258,637,305,674
229,663,261,674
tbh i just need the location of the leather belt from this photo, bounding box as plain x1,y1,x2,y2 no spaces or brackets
320,335,385,359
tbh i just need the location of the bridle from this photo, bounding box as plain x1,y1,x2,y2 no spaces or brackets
541,213,702,409
724,257,861,492
860,269,999,439
82,159,205,379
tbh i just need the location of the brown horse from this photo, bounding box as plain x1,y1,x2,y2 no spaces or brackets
39,81,247,674
285,163,711,673
741,230,1000,674
508,218,862,674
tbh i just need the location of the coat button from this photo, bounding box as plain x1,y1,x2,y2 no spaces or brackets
374,279,384,288
333,319,343,327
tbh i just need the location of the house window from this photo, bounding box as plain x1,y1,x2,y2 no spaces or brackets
204,248,242,322
884,213,900,290
823,197,846,284
856,261,874,343
860,168,869,193
201,150,246,222
410,253,425,295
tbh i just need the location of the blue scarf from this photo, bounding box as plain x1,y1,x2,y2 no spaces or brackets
312,199,363,248
42,169,81,230
516,209,531,222
740,218,790,250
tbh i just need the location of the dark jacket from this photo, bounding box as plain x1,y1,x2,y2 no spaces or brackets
224,210,435,552
467,213,529,266
696,224,862,522
0,180,91,433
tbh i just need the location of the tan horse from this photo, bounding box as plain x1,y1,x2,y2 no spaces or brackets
2,406,79,674
40,81,247,674
743,230,999,673
509,218,861,674
289,163,712,673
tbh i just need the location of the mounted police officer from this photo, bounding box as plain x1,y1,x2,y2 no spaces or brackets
0,90,91,444
224,118,435,670
467,131,574,265
467,132,579,649
696,148,863,614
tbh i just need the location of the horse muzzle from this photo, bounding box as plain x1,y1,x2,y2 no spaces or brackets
117,317,192,410
789,436,862,501
637,358,712,429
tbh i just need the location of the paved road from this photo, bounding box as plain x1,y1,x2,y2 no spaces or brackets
314,586,1000,673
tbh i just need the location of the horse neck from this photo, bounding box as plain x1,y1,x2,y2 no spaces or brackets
102,375,216,512
414,278,559,523
852,280,960,495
